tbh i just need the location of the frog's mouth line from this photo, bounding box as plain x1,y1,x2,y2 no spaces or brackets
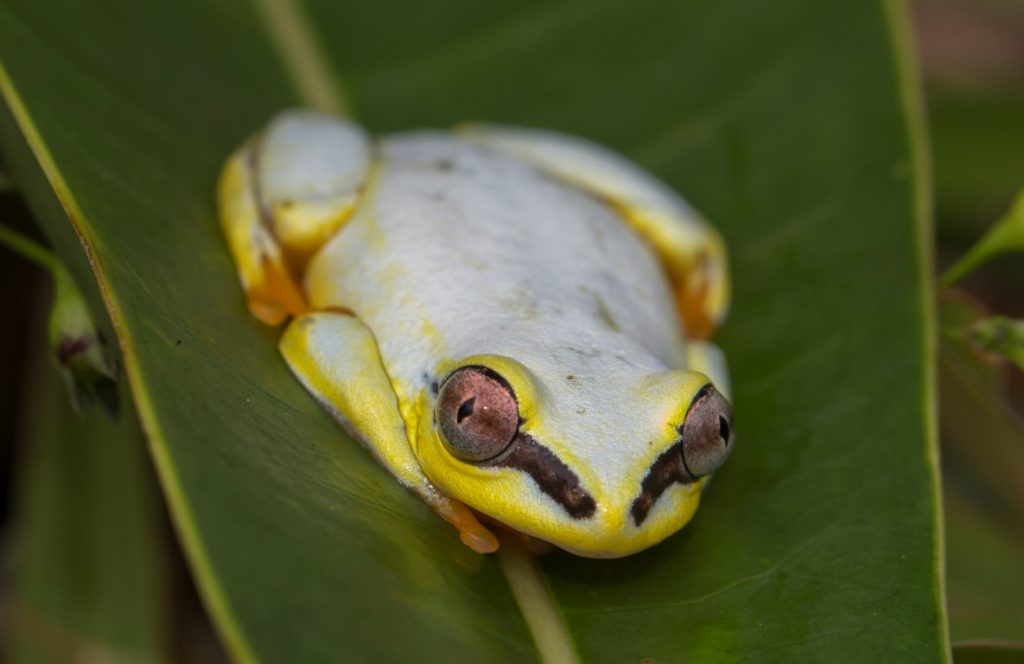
482,433,597,519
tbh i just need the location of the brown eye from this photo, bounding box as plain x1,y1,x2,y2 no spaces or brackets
680,385,735,479
436,367,519,462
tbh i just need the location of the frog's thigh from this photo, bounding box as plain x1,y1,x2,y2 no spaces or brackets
258,111,372,256
218,144,307,326
685,340,732,400
217,110,372,325
459,125,729,339
279,311,499,554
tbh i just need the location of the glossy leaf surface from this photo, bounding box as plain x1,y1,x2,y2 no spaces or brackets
0,0,945,660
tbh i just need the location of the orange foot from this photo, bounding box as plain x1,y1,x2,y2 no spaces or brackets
245,254,309,326
435,499,499,554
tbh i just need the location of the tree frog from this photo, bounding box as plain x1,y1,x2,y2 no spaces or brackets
217,110,734,558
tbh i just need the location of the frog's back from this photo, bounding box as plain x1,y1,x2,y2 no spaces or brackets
305,132,686,394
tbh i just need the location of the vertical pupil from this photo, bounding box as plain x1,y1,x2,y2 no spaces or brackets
457,397,476,423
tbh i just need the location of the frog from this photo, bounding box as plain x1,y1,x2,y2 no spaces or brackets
217,109,734,558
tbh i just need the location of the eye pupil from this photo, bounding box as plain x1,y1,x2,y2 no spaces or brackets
719,415,730,443
457,397,476,423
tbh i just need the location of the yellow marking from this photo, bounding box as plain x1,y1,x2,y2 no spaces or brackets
217,146,307,325
303,155,386,311
271,197,355,257
216,147,262,290
269,148,381,273
497,534,580,664
280,314,423,490
435,354,544,425
639,370,713,440
427,354,608,503
458,127,730,337
251,0,352,116
248,254,308,325
607,201,729,339
413,363,706,557
419,317,440,342
282,314,498,552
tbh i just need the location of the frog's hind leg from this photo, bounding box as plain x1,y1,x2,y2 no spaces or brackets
459,125,729,340
217,110,373,326
280,310,500,554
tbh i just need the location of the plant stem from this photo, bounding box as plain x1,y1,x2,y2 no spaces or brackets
0,223,58,272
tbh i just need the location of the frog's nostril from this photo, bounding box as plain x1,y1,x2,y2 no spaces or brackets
719,415,730,444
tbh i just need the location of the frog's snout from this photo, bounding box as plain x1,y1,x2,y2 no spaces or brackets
629,384,734,528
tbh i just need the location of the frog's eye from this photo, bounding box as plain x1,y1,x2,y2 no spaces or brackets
680,385,735,478
436,367,519,462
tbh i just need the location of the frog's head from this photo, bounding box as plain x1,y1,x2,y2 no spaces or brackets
415,354,734,557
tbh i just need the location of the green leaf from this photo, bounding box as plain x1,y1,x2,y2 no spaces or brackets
0,0,946,661
7,316,165,663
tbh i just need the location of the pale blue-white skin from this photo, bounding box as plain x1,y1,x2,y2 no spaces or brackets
225,111,732,556
304,133,698,532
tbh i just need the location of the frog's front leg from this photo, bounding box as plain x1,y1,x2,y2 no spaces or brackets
459,125,729,340
217,110,372,325
280,311,499,554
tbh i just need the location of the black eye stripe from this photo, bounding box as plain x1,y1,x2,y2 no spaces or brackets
630,440,693,526
483,433,596,520
632,385,733,525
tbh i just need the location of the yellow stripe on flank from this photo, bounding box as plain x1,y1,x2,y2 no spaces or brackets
497,535,580,664
251,0,353,117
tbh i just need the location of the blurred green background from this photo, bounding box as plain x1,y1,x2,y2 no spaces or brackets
0,0,1021,660
919,0,1024,659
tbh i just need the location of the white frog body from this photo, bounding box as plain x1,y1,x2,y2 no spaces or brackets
218,110,734,557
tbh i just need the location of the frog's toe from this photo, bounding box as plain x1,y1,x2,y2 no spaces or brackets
435,498,500,554
245,253,309,325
